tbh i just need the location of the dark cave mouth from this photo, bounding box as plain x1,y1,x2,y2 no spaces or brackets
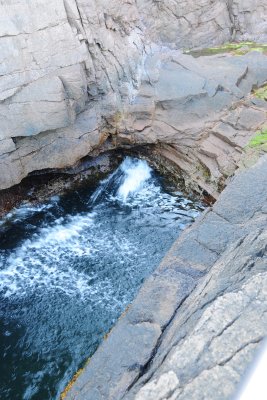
0,145,213,219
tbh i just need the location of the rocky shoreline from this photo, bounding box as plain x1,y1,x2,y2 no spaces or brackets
64,153,267,400
1,1,267,399
1,48,267,198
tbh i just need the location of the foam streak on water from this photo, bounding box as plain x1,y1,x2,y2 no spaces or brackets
0,214,95,298
0,158,154,300
0,157,205,400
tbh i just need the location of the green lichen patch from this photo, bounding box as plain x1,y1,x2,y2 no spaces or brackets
253,84,267,101
239,129,267,170
185,42,267,58
248,128,267,148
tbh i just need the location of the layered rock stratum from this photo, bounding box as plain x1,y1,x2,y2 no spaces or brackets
0,0,267,196
1,2,267,400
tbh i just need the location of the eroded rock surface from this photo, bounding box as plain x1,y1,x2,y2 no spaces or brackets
65,155,267,400
1,2,267,399
0,0,267,194
114,50,267,197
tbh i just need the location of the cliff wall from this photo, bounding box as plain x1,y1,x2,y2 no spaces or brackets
1,3,267,399
0,0,267,193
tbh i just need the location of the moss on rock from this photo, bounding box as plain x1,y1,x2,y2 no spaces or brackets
185,42,267,58
254,84,267,101
248,128,267,149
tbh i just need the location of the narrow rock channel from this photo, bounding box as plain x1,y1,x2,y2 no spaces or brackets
0,1,267,399
0,157,204,400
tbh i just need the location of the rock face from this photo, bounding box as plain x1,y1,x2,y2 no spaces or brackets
1,2,267,399
0,0,267,193
65,154,267,400
115,50,267,197
0,0,143,187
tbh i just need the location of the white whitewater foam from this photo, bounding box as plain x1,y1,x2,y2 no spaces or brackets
0,157,202,302
0,198,59,228
117,158,152,202
0,209,137,306
0,213,95,298
90,157,153,205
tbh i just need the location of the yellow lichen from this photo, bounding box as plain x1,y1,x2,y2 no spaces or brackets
113,111,123,125
104,305,131,341
60,305,132,399
60,358,91,400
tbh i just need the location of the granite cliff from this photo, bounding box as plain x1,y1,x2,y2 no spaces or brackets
0,2,267,400
0,0,267,196
65,153,267,400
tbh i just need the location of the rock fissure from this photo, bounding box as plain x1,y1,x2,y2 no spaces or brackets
122,289,196,397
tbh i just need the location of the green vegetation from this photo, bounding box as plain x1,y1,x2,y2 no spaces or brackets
185,42,267,58
248,128,267,149
240,127,267,170
254,84,267,101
